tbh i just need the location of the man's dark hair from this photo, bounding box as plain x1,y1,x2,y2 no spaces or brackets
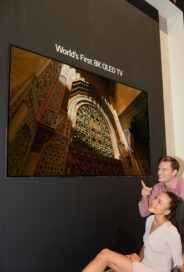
158,156,180,171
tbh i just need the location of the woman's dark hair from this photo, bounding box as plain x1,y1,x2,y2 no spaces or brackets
166,191,184,253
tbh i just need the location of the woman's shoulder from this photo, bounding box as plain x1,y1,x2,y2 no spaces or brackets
145,214,154,226
166,222,180,236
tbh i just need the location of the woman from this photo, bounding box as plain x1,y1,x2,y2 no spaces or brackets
82,192,184,272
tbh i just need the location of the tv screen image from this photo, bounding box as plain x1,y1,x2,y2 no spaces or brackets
7,45,151,177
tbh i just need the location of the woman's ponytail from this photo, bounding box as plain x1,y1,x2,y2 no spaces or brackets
166,191,184,253
174,200,184,253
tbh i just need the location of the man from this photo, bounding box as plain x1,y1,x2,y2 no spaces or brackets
139,155,184,217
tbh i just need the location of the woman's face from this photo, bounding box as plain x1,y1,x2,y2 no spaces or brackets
148,192,171,216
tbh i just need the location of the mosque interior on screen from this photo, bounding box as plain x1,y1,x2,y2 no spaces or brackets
8,46,151,177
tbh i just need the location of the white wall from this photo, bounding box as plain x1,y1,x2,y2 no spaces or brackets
146,0,184,175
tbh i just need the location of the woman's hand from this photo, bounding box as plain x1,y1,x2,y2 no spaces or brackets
125,253,141,263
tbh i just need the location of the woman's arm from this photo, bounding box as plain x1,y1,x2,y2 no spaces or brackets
167,226,183,271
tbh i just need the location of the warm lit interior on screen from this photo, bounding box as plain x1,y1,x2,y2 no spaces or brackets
7,46,151,176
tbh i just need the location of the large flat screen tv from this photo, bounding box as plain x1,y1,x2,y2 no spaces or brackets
7,45,151,177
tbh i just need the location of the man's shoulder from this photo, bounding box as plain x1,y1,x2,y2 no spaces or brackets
176,176,184,187
177,176,184,182
176,177,184,199
153,182,163,189
149,182,164,197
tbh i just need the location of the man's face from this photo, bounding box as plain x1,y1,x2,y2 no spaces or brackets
158,161,177,183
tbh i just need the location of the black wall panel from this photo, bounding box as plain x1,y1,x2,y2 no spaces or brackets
0,0,166,271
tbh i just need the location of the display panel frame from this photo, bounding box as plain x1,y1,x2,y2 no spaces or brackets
7,45,151,177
